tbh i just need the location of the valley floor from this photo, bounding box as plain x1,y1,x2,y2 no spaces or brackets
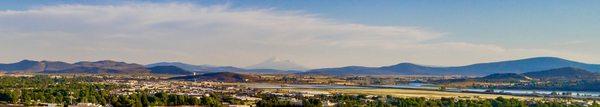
267,88,532,100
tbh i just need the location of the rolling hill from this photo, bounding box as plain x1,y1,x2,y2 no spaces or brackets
45,66,120,74
73,60,150,73
451,67,599,83
169,72,258,82
302,57,600,76
2,57,599,76
477,73,532,82
0,60,150,74
146,62,301,74
0,60,75,72
148,66,193,75
302,66,391,76
523,67,599,81
146,62,215,71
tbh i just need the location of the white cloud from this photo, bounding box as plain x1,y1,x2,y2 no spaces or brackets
0,3,595,67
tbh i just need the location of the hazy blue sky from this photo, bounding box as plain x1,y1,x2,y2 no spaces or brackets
1,0,599,68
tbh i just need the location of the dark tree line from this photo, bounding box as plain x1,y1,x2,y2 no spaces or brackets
476,80,600,92
0,76,222,107
257,94,600,107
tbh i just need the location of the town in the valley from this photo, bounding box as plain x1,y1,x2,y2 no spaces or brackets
3,1,600,107
1,68,599,107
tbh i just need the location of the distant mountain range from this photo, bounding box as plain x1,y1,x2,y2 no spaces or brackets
2,57,599,76
169,72,258,82
479,73,532,82
246,58,308,71
435,67,599,87
470,67,599,82
0,60,301,75
146,62,216,71
146,62,301,74
0,60,149,74
522,67,599,81
148,66,193,75
302,57,600,76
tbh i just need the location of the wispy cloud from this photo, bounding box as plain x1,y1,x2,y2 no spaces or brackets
0,3,593,67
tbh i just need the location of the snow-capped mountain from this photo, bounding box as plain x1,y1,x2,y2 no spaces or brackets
247,58,308,71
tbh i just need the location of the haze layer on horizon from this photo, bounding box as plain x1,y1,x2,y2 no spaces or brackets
1,0,599,68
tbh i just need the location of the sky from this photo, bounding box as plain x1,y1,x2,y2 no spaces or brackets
0,0,599,68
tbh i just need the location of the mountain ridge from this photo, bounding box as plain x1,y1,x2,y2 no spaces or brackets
146,62,215,71
169,72,258,82
2,57,599,76
148,66,194,75
0,60,149,74
302,57,600,76
146,62,301,74
465,67,599,82
523,67,599,80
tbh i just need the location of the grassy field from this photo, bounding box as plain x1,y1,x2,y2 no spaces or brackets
272,88,534,100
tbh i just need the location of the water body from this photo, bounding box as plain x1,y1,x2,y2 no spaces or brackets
462,89,600,97
376,83,600,97
245,83,600,97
